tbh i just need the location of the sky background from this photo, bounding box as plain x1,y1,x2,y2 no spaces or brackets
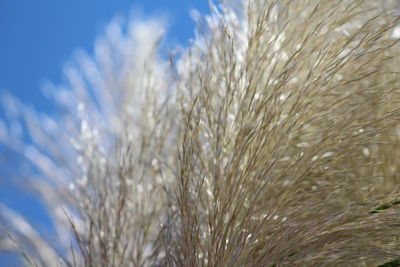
0,1,209,265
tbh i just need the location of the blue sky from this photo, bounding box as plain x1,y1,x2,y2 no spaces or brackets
0,0,209,265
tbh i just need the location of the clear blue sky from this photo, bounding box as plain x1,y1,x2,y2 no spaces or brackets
0,0,209,265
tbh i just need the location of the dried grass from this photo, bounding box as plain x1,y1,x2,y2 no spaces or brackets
1,0,400,266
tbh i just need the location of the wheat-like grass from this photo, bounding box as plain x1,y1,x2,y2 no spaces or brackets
1,0,400,266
